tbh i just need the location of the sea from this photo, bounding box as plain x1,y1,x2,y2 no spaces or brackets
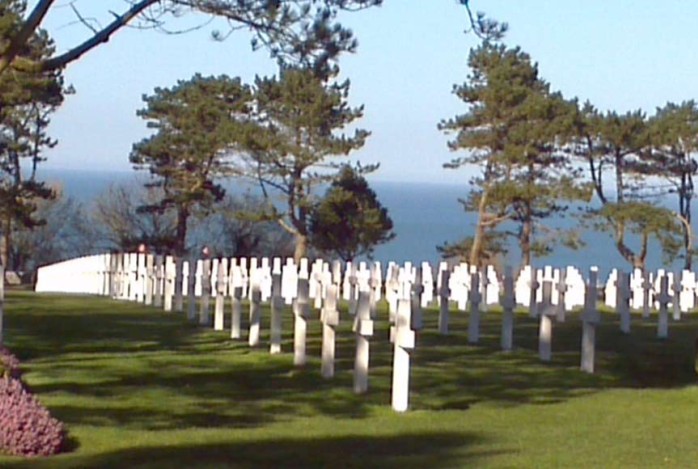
38,168,691,278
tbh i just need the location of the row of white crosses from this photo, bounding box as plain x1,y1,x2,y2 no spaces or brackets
33,253,686,411
607,268,697,320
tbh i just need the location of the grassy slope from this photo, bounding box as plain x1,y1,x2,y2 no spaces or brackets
1,291,697,468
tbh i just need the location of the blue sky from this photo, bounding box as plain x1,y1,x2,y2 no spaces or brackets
39,1,698,184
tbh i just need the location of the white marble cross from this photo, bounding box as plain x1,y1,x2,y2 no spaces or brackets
198,258,211,325
390,293,416,413
229,261,244,340
581,267,600,373
501,266,515,351
353,288,374,394
467,268,482,344
214,258,228,331
604,269,618,309
555,268,568,323
145,254,155,306
657,274,671,339
420,262,434,308
249,263,262,347
672,271,683,321
270,258,283,354
186,257,197,322
411,267,424,331
642,270,653,319
163,256,175,312
293,259,310,366
282,259,298,306
173,256,184,312
438,268,451,335
617,270,631,334
679,270,696,314
528,269,540,318
321,273,339,378
154,255,165,308
538,276,555,362
369,262,382,319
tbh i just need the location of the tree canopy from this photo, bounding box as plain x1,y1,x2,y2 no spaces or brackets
0,0,382,76
309,165,394,261
130,74,255,256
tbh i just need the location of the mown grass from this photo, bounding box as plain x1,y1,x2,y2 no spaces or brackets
1,290,698,468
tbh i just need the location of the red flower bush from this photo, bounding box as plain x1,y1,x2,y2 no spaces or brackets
0,349,65,457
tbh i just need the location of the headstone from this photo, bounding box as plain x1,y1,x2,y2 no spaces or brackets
617,270,631,334
556,268,568,323
630,268,644,311
538,277,555,362
230,261,243,339
198,258,211,325
581,267,600,373
310,259,324,310
657,274,671,339
642,270,653,319
321,276,340,378
343,261,358,316
438,268,450,335
390,293,415,413
214,258,227,331
186,257,197,322
501,265,515,351
269,258,283,354
153,255,164,308
249,264,262,347
411,268,424,331
128,253,138,301
420,262,434,308
163,256,175,312
385,263,400,321
145,254,155,306
680,270,696,314
353,289,374,394
293,259,310,366
528,268,540,318
369,262,382,319
467,268,482,344
136,252,147,302
605,269,618,309
173,256,184,312
673,271,683,321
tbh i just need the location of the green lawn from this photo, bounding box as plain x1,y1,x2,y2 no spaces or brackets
1,290,698,468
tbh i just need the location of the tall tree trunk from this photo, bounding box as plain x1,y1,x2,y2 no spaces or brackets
294,233,308,264
520,219,532,267
174,206,189,257
469,191,489,267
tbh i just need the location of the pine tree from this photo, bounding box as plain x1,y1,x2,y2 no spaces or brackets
440,42,587,267
0,0,65,269
309,165,394,261
574,105,682,270
130,74,254,256
646,101,698,269
242,66,370,261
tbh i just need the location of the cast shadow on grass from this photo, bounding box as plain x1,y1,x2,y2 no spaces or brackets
6,291,698,429
2,431,501,469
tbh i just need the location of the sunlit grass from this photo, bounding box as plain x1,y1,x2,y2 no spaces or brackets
1,290,697,468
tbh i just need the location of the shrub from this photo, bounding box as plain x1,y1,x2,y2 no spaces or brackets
0,376,65,457
0,347,21,379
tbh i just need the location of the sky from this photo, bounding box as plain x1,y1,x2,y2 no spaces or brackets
36,0,698,185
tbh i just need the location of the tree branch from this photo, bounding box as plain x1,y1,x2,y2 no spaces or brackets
0,0,56,74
